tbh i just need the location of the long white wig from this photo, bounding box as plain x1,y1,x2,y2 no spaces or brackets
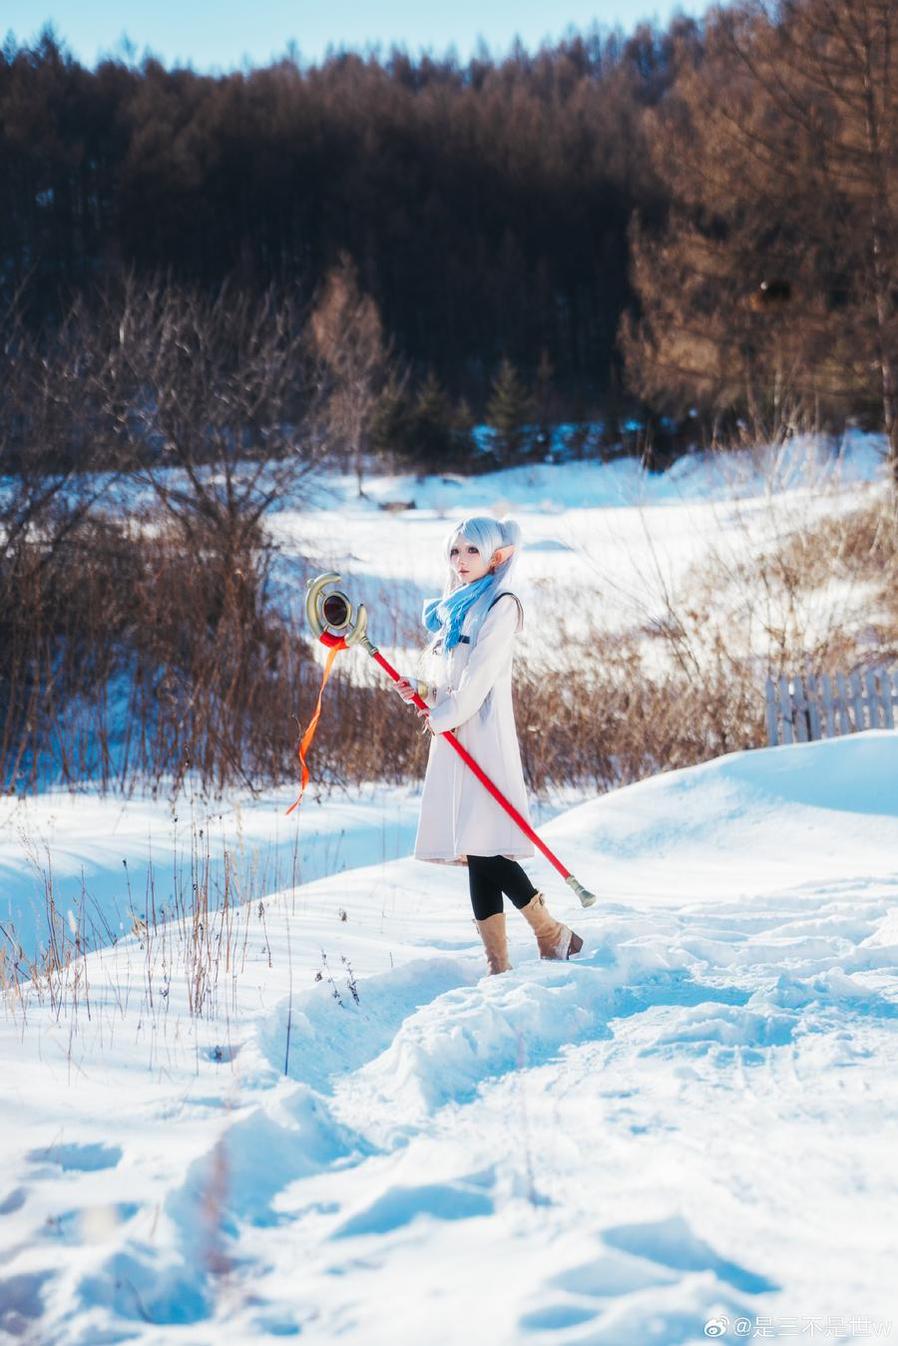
422,514,523,657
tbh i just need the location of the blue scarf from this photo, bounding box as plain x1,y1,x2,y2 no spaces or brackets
422,573,494,652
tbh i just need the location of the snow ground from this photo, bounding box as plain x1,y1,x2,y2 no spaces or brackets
7,432,886,962
0,781,583,970
3,438,896,1344
3,732,898,1345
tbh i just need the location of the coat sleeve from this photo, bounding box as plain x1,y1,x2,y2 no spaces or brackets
426,595,519,733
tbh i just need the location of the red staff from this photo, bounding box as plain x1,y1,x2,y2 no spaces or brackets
288,571,597,908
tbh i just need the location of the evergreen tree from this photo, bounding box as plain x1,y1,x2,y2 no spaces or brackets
450,397,477,472
486,358,534,465
412,370,454,470
0,27,666,409
370,374,414,467
534,347,555,457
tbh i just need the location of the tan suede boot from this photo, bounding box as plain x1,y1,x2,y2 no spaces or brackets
475,911,511,974
518,892,583,960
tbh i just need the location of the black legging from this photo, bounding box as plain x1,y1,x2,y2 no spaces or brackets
467,854,539,921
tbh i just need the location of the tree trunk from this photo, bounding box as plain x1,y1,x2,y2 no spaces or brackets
859,15,898,486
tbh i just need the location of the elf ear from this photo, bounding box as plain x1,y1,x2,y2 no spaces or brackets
489,543,515,571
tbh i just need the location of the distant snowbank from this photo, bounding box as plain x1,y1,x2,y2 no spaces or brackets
2,428,886,528
546,729,898,903
301,429,888,516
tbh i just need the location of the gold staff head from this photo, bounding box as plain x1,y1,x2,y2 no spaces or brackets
305,572,375,651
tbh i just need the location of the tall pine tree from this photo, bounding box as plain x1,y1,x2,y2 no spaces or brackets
486,358,534,465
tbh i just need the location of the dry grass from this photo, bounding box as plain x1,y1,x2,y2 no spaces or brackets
516,642,764,792
773,498,898,600
684,491,898,678
1,810,311,1036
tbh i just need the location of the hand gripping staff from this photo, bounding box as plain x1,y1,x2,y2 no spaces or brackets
287,572,597,909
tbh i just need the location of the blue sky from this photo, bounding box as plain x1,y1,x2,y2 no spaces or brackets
4,0,711,72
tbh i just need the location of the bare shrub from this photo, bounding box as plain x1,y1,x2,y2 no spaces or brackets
0,273,331,795
515,635,764,794
767,498,898,664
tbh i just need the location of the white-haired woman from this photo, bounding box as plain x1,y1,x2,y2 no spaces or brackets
395,514,583,975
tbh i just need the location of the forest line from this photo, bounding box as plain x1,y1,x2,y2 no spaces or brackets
2,1,897,467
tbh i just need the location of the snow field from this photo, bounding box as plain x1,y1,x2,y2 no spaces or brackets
3,732,898,1344
265,433,889,683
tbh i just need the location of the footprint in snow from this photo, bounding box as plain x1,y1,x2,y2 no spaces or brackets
0,1270,55,1338
521,1226,770,1343
26,1141,122,1174
601,1212,779,1295
331,1172,495,1239
0,1187,27,1215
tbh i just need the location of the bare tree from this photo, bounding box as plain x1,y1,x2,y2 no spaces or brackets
309,254,390,498
0,287,129,791
1,273,328,796
624,0,898,468
113,272,324,557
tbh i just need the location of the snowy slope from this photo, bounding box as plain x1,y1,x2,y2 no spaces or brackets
3,732,897,1345
265,431,889,682
0,782,581,968
0,781,423,968
8,436,886,960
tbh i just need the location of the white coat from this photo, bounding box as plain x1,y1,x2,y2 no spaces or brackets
413,590,535,867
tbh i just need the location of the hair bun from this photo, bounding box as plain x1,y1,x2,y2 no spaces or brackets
498,517,522,548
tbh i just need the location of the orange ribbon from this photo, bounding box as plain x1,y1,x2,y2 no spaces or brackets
285,643,342,816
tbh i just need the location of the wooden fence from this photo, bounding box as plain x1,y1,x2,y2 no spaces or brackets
765,666,898,746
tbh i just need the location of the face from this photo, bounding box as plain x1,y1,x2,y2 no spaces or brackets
449,534,494,584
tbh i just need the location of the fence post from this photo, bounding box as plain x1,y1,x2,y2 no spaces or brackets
792,675,809,742
806,671,822,740
835,672,853,735
849,671,866,730
820,673,836,737
778,675,794,744
864,668,881,729
765,676,779,746
880,668,896,730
